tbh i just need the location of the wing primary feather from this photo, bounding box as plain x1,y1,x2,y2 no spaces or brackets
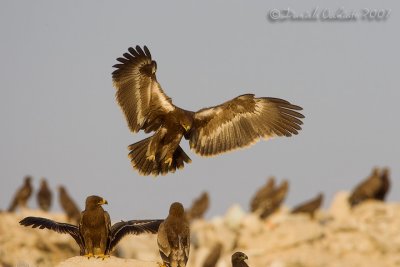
279,108,305,118
144,46,152,58
264,97,291,104
123,52,134,60
136,45,145,56
128,47,140,57
116,57,129,64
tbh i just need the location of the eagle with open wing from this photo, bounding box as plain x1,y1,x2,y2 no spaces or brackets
112,46,304,176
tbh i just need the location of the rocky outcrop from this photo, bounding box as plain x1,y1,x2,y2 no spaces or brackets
1,193,400,267
56,256,158,267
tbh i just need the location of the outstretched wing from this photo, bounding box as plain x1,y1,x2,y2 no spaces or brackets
19,216,84,254
189,94,304,156
112,45,175,133
107,219,163,252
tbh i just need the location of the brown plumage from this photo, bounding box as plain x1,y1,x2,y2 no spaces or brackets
202,242,223,267
349,168,391,207
37,178,52,212
231,252,249,267
291,193,323,218
158,202,190,267
375,168,390,201
8,176,33,212
250,177,275,212
20,195,163,258
58,186,81,224
259,180,289,219
80,195,110,258
186,192,210,221
112,45,305,176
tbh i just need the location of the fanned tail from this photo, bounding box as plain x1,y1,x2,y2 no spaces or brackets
128,138,191,176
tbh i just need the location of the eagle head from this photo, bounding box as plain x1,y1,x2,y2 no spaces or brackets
86,195,108,209
180,113,193,132
141,61,157,76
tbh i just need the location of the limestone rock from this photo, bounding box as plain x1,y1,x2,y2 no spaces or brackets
56,256,158,267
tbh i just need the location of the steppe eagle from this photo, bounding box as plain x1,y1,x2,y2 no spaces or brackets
112,46,304,176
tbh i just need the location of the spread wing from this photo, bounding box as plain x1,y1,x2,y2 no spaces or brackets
104,211,112,251
112,45,175,133
108,219,163,252
189,94,304,156
19,216,84,253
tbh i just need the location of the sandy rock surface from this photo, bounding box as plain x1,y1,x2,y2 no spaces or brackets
56,256,158,267
1,192,400,267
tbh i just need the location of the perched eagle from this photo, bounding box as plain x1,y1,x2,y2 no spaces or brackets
157,202,190,267
231,252,250,267
291,193,323,218
20,195,163,258
37,178,52,212
112,46,305,176
349,167,391,207
8,176,33,212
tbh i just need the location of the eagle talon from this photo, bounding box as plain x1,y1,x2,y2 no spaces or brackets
157,262,167,267
165,158,173,167
84,253,94,259
96,254,110,260
147,154,156,161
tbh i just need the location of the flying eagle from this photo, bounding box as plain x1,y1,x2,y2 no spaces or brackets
112,46,305,176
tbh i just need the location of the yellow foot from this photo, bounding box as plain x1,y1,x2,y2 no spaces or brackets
157,262,167,267
165,157,173,167
84,253,94,259
147,154,156,161
96,254,110,260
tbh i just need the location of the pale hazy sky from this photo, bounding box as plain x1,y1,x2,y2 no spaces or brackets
1,1,399,220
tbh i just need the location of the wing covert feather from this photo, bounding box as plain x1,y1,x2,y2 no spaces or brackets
189,94,304,156
112,46,174,133
157,222,171,258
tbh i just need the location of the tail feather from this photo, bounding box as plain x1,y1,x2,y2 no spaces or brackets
128,137,191,176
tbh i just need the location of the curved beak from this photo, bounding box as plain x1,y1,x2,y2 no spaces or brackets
100,199,108,205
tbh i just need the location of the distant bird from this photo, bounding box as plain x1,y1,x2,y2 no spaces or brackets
20,195,163,258
250,177,275,212
291,193,323,218
158,202,190,267
231,252,249,267
58,186,81,223
8,176,33,212
349,168,391,207
112,45,305,176
259,180,289,219
375,168,390,201
202,242,223,267
37,178,52,212
186,192,210,221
